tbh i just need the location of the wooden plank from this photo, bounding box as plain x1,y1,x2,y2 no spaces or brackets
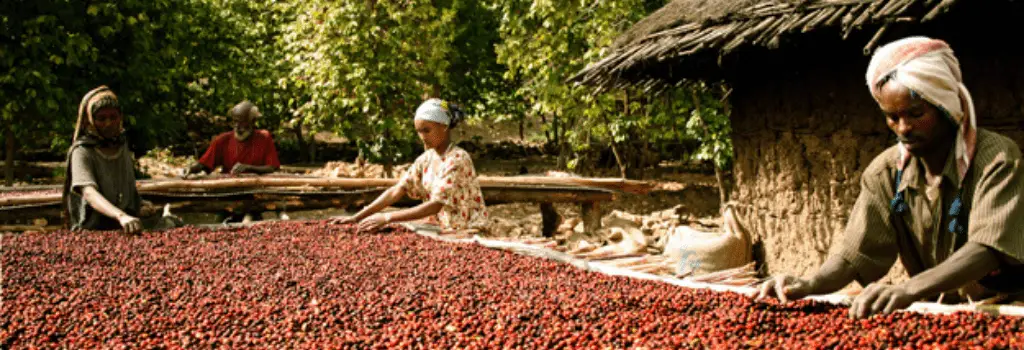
138,176,651,194
0,175,635,208
480,187,614,205
137,177,398,192
0,225,63,232
0,193,61,206
0,187,616,226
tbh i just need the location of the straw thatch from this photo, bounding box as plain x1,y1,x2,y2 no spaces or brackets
571,0,962,90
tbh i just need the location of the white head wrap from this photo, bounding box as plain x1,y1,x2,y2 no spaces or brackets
865,36,977,179
414,98,452,126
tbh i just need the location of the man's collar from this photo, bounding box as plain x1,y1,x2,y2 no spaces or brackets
897,145,960,192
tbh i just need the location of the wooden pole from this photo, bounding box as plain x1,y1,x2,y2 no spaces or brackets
581,201,602,234
1,176,632,207
137,176,650,194
540,203,560,237
0,193,62,206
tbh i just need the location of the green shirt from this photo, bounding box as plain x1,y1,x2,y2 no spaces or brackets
838,128,1024,296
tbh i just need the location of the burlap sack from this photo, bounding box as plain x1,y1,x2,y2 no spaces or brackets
663,205,751,277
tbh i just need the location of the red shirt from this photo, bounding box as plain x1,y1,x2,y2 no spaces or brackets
199,130,281,173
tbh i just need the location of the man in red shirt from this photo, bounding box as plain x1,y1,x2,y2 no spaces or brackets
187,100,280,175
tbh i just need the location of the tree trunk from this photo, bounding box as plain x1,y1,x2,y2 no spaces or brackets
292,117,309,163
5,124,14,186
717,86,733,205
714,163,728,205
554,113,570,170
623,90,639,178
638,137,649,179
383,129,393,178
691,88,729,204
519,115,525,141
541,114,550,142
308,138,317,163
552,113,559,146
604,106,627,179
610,142,626,179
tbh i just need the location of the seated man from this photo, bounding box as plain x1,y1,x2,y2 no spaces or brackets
187,100,280,176
186,100,280,224
757,37,1024,318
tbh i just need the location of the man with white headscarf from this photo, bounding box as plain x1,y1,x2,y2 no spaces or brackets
757,37,1024,318
333,98,489,233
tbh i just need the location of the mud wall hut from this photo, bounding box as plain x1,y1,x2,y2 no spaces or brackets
572,0,1024,282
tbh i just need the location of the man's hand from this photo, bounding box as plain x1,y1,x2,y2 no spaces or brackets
357,213,388,233
849,283,917,319
185,162,206,177
330,216,359,225
756,275,815,303
230,163,251,175
117,213,142,234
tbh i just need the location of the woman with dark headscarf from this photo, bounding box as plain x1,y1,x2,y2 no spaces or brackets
62,86,144,233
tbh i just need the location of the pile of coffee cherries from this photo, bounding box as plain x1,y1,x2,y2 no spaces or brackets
3,221,1021,348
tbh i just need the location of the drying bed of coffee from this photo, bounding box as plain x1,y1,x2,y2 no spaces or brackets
3,221,1022,348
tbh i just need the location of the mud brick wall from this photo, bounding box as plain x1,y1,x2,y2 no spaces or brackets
725,39,1024,284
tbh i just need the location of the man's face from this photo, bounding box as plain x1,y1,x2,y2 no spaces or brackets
877,82,955,156
414,119,447,150
92,107,122,139
233,114,255,141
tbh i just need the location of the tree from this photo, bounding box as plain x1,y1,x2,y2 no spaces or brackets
0,0,292,181
495,0,733,185
279,0,518,175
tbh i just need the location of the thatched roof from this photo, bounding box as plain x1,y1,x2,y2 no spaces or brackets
571,0,963,90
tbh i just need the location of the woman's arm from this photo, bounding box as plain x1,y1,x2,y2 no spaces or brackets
355,200,443,233
384,201,443,223
335,185,406,223
80,185,141,233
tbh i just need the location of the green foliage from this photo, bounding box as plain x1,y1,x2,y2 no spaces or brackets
495,0,732,174
494,0,655,169
2,0,732,176
0,0,291,156
279,0,513,165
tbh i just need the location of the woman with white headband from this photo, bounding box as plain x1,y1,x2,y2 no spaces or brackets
336,98,489,233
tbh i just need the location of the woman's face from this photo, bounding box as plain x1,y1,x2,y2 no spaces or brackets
415,119,449,151
92,107,123,139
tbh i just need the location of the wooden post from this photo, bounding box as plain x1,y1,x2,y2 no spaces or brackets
581,201,601,235
540,202,560,237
